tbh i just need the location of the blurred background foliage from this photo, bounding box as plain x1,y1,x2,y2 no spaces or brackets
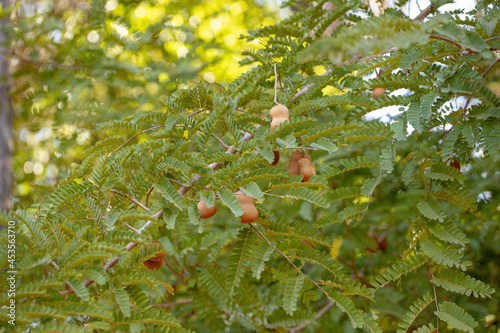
6,0,282,207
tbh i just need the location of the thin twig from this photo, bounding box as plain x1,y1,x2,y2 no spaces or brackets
136,208,165,234
413,4,432,21
427,228,440,331
290,68,332,104
429,35,478,53
274,147,318,151
211,133,231,150
152,298,194,308
187,109,204,117
249,223,330,298
164,259,185,282
481,57,500,79
111,189,150,212
166,178,185,187
342,47,398,67
107,125,163,157
263,193,287,198
485,36,500,42
287,301,335,333
278,74,285,92
145,187,154,208
124,223,140,233
420,51,469,62
274,63,278,105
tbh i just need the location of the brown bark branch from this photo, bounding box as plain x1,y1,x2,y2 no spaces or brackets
420,51,469,62
413,4,432,21
111,189,150,212
210,133,231,150
290,68,332,104
428,35,478,53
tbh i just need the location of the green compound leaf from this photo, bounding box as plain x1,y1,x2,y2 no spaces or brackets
435,302,478,333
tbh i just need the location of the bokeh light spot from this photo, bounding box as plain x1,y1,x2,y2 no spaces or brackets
134,6,146,18
34,162,44,176
87,30,99,43
203,72,215,83
177,46,189,58
105,0,118,11
24,162,34,174
210,18,222,31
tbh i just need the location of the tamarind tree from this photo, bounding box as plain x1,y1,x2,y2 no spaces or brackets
1,0,500,332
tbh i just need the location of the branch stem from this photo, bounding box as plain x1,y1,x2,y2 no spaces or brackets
274,147,317,151
108,125,163,157
211,133,231,150
249,223,330,298
290,68,332,104
152,298,194,308
274,63,278,105
287,301,335,333
413,4,432,21
111,189,150,212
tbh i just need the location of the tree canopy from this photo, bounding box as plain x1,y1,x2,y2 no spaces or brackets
1,0,500,332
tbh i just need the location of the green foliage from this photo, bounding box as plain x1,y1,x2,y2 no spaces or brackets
2,0,500,332
397,293,435,333
436,302,478,333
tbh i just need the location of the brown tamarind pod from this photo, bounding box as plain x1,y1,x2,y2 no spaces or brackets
297,158,316,182
235,190,258,223
373,87,386,98
198,200,217,219
446,159,461,171
287,150,311,176
270,104,290,129
143,241,165,270
271,150,280,165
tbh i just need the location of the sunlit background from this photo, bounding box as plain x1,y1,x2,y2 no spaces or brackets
11,0,285,206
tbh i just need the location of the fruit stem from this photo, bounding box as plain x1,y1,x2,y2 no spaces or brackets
274,63,278,105
274,147,317,151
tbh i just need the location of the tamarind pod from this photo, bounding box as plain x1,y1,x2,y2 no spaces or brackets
235,191,258,223
198,200,217,219
270,104,289,119
287,151,311,176
298,158,316,182
143,241,165,270
271,150,280,165
373,87,386,98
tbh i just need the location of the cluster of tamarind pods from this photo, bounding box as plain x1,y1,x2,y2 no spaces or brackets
196,102,315,225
